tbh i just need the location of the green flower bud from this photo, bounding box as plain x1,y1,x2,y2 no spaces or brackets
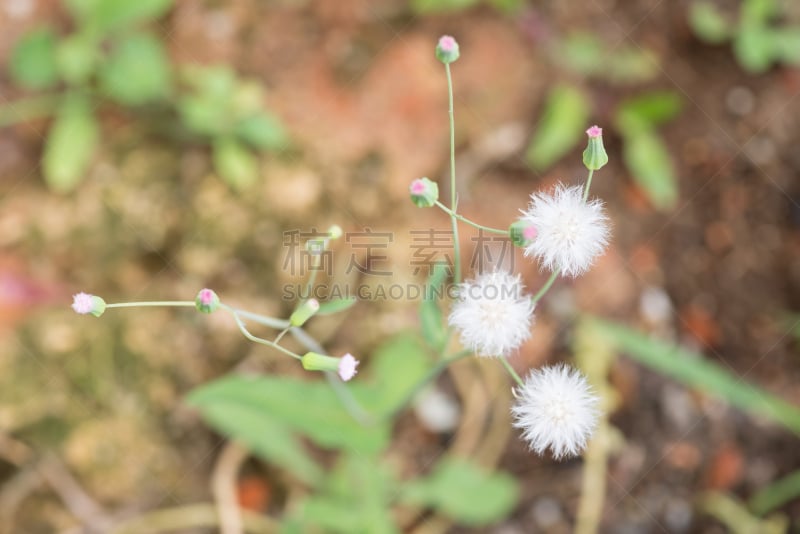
435,35,460,64
409,177,439,208
290,298,320,327
195,288,220,314
583,125,608,171
301,352,341,373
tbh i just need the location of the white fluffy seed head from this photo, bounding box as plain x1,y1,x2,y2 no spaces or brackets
521,184,610,277
511,364,600,459
448,271,534,358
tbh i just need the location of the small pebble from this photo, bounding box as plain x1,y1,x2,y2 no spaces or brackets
725,86,755,116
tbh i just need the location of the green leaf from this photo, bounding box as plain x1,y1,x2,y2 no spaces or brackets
366,335,432,416
317,297,358,316
749,469,800,516
11,28,59,90
419,263,448,351
772,28,800,65
525,85,590,171
734,25,777,73
71,0,173,35
589,318,800,434
410,0,478,14
616,91,682,131
43,96,98,193
235,112,288,150
619,128,678,210
401,457,518,525
178,66,237,136
99,33,172,105
325,453,398,533
700,492,788,534
187,375,391,453
740,0,779,26
689,2,732,44
193,399,323,486
557,33,603,76
213,138,259,191
56,34,100,85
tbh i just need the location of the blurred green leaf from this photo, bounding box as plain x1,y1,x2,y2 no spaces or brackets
43,95,98,193
557,33,658,84
700,492,788,534
620,128,679,210
11,28,59,90
734,25,777,73
235,112,288,150
410,0,478,14
317,297,358,316
558,33,603,76
526,85,590,171
213,138,259,191
69,0,173,35
179,66,237,136
749,469,800,516
486,0,524,13
616,91,682,131
400,457,518,525
99,33,172,105
366,335,431,416
740,0,779,26
420,263,448,351
194,399,323,486
56,34,99,85
589,318,800,434
316,453,398,533
772,28,800,65
187,375,391,453
689,2,732,44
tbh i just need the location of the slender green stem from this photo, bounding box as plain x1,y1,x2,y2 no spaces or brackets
220,304,302,360
0,94,61,127
228,309,289,329
531,270,559,304
106,301,196,309
583,169,595,202
385,349,472,419
304,246,323,301
500,357,525,387
434,201,507,234
445,63,462,285
324,373,374,426
274,327,290,344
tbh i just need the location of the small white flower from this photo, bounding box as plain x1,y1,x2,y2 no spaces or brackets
521,184,610,277
448,271,534,357
512,364,600,459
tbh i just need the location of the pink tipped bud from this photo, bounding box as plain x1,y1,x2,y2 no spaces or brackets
583,125,608,171
290,298,320,327
586,125,603,139
509,220,537,247
195,288,220,313
72,292,106,317
409,177,439,208
301,351,360,381
338,353,359,381
435,35,460,64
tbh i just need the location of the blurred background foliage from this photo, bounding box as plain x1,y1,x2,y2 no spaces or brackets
1,0,800,532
